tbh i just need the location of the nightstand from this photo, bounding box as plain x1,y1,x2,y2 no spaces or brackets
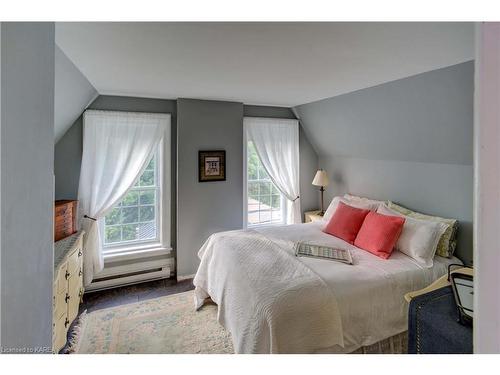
304,210,324,223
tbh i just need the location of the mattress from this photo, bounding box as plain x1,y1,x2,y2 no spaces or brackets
254,221,460,353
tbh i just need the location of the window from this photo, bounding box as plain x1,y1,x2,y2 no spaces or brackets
246,141,286,226
102,146,163,252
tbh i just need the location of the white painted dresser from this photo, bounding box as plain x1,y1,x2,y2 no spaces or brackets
53,231,85,353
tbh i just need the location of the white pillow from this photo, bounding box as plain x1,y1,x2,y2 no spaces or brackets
343,193,385,207
323,196,379,222
377,204,447,267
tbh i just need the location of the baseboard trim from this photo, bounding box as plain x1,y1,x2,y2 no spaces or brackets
177,273,195,282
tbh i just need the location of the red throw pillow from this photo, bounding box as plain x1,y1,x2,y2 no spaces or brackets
354,211,405,259
323,201,371,244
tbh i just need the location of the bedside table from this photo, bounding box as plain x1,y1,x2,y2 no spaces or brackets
304,210,324,223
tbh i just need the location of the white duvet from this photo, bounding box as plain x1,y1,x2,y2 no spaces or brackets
193,222,459,354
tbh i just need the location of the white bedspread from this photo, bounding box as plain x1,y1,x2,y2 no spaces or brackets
193,222,459,354
193,229,344,353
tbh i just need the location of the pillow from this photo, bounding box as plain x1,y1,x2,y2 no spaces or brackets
344,193,385,207
377,204,448,267
387,202,458,258
354,211,405,259
323,196,379,222
323,201,371,244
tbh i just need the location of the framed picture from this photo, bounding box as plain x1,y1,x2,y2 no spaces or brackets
199,150,226,182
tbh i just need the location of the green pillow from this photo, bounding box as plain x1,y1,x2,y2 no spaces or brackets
387,202,458,258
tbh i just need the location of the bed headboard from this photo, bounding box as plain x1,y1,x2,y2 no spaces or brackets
324,156,473,265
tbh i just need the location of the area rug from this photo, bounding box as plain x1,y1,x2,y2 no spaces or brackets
72,290,233,354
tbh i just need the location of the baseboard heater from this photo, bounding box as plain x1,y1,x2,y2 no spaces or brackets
86,257,173,293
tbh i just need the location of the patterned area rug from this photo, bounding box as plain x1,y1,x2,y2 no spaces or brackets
73,290,233,354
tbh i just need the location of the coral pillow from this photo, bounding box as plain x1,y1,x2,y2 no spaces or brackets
323,201,371,244
354,211,405,259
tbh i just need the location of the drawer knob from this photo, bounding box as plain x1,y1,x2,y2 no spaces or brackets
79,270,83,277
79,289,83,298
78,250,82,257
65,294,70,303
64,318,70,328
65,270,70,280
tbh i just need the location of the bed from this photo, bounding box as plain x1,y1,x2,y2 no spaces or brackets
193,221,460,354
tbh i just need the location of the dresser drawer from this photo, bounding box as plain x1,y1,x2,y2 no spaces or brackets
53,290,67,320
54,263,68,296
53,313,69,353
67,246,83,276
68,272,83,297
67,287,82,324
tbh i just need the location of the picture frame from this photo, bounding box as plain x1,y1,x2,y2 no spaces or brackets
199,150,226,182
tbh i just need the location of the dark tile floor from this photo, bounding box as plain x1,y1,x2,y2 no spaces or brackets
80,278,194,313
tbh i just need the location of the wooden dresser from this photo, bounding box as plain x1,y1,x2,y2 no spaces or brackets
53,231,85,353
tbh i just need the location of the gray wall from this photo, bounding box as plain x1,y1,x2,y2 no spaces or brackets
177,99,244,276
54,46,98,143
1,23,55,351
294,61,474,264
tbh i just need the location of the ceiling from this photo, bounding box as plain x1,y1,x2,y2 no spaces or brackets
55,22,474,107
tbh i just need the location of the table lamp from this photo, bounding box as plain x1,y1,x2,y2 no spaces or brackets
312,169,329,216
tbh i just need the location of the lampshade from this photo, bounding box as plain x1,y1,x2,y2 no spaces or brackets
312,169,329,187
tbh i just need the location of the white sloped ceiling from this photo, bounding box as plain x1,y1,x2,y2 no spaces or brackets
55,22,473,107
54,45,98,143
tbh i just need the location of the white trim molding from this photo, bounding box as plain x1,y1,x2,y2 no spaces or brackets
177,273,195,282
474,22,500,354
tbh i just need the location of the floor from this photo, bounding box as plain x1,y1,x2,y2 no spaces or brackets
61,278,194,353
80,278,194,313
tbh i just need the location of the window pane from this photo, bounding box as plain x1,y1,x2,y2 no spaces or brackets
271,195,281,209
247,142,259,180
138,222,156,240
105,226,121,243
259,181,271,196
122,224,138,241
260,195,271,207
105,208,121,225
139,206,155,222
139,170,155,186
246,140,285,227
121,190,139,206
139,190,155,205
258,165,269,180
248,181,259,197
122,207,139,224
102,149,161,248
145,157,155,171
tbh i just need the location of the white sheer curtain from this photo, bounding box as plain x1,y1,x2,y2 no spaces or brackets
244,117,301,224
78,110,170,286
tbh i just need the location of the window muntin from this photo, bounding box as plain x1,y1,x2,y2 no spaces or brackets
103,151,160,249
246,141,286,226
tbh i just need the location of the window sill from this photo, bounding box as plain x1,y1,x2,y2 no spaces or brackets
103,243,172,263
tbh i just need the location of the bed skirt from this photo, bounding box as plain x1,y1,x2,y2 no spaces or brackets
349,331,408,354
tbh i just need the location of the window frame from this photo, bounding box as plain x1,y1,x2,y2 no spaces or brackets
99,117,171,261
101,145,162,251
243,123,287,228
